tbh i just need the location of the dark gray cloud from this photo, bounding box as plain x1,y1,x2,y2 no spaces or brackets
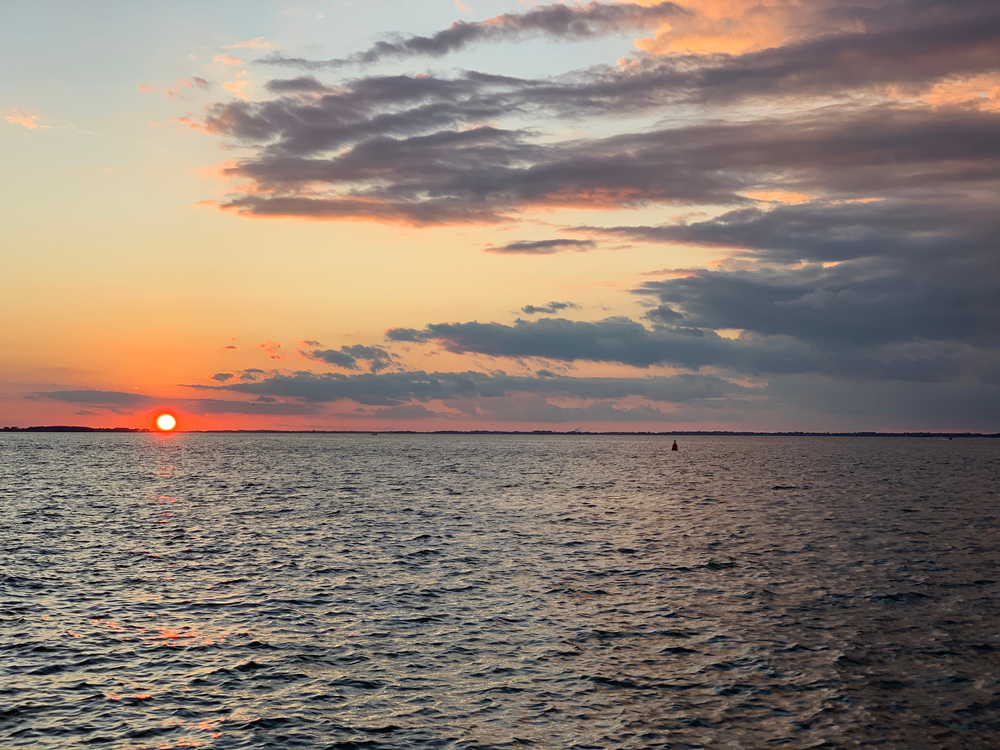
192,369,750,407
211,372,235,382
577,198,997,265
559,192,1000,355
521,301,581,315
37,390,154,407
386,316,997,383
633,257,1000,351
210,105,999,224
263,2,687,69
486,239,596,255
301,344,396,372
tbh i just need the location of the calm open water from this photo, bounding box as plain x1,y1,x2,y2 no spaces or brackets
2,433,999,749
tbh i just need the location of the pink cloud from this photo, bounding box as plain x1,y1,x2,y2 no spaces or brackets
257,340,285,360
222,80,249,100
168,116,216,134
226,37,274,50
6,108,45,129
138,78,211,99
214,55,244,66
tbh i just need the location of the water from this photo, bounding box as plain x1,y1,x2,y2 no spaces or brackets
2,434,999,749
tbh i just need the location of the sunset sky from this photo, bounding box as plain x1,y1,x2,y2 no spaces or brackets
3,0,998,431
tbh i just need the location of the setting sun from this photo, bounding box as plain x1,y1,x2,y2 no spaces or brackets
156,413,177,431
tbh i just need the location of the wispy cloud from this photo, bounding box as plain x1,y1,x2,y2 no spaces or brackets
486,239,596,255
6,108,49,130
257,340,285,360
226,37,275,50
137,77,210,99
262,1,688,70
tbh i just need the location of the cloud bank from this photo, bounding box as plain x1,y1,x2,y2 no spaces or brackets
150,0,1000,429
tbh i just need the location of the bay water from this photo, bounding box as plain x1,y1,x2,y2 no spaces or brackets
2,434,999,748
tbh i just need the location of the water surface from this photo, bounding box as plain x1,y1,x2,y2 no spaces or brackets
2,434,999,748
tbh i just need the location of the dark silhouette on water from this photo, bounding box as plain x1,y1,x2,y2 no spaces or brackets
672,440,678,451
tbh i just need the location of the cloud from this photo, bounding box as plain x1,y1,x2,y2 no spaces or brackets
227,37,274,50
176,365,985,427
192,100,999,225
189,368,750,406
37,390,154,406
211,372,235,382
486,238,596,255
138,77,211,99
262,2,688,69
366,403,450,420
578,198,997,266
441,395,683,424
222,80,249,100
6,108,46,130
214,55,244,66
301,344,396,372
188,398,318,415
521,301,581,315
34,387,317,417
171,0,1000,228
74,410,98,416
385,314,999,384
257,340,284,360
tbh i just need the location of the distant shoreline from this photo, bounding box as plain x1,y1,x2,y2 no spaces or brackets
2,426,998,438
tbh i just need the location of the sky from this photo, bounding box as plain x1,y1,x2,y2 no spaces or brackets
2,0,998,432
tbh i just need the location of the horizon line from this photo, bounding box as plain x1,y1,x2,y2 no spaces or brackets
2,426,998,438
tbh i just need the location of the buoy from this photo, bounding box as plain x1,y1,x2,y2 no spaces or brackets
671,440,678,451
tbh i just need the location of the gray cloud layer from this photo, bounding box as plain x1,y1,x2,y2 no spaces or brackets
385,316,996,383
206,104,998,225
172,0,1000,428
190,369,749,407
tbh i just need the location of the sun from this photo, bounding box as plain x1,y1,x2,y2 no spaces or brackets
156,413,177,431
